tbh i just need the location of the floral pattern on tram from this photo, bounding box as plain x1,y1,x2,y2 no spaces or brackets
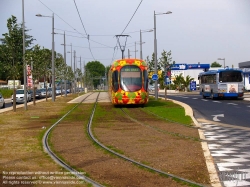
110,59,149,105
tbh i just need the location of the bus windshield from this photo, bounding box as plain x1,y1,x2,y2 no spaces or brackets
219,71,242,82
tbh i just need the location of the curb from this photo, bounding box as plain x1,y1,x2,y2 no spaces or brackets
159,96,222,187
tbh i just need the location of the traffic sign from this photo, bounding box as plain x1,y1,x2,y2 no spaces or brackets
165,76,171,85
190,81,196,91
152,74,158,81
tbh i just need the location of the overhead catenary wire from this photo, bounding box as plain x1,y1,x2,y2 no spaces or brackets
73,0,96,60
114,0,144,61
120,0,143,35
38,0,109,60
37,0,144,65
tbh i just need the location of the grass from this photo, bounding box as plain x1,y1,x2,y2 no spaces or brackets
143,97,193,125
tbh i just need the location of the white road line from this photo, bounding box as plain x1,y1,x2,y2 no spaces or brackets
192,98,198,99
227,103,238,105
201,99,208,101
212,101,221,103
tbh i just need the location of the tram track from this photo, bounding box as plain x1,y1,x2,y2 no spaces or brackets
45,92,210,186
42,92,104,187
87,94,206,187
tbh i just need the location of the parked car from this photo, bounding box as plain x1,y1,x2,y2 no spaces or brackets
56,88,62,95
39,88,48,98
0,93,5,108
11,89,31,104
47,87,52,97
29,89,42,99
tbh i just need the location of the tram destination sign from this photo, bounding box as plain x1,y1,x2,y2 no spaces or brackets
121,67,140,72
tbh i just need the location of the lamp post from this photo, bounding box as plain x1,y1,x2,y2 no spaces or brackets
66,43,73,70
36,13,55,102
218,58,225,69
73,50,76,93
22,0,27,110
154,10,172,100
140,29,153,59
63,32,67,97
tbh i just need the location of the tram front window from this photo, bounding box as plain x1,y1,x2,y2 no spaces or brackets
120,66,142,92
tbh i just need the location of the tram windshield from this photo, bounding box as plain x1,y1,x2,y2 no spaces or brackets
120,66,142,92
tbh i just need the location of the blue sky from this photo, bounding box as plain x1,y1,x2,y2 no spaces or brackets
1,0,250,68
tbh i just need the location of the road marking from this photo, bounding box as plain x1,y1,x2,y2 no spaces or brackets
227,103,238,105
201,99,208,101
192,98,198,99
212,114,224,121
212,101,221,103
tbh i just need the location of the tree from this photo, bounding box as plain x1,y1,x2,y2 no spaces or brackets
182,75,194,92
0,15,35,111
85,61,105,88
158,50,175,88
0,15,35,83
173,73,184,91
211,61,222,67
25,46,52,101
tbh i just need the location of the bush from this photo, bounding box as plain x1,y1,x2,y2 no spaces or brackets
0,88,13,98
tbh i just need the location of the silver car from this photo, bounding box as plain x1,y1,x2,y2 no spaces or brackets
0,93,5,108
38,88,48,98
11,89,31,104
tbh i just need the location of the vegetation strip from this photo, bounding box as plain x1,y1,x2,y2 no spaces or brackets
87,95,205,187
42,92,104,187
121,108,200,141
142,108,197,128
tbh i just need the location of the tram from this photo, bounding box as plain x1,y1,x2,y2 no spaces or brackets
108,58,149,105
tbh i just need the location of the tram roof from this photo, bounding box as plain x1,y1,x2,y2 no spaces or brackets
111,58,147,67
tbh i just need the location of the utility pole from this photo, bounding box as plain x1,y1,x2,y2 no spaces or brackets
80,58,82,89
135,42,136,58
128,49,130,59
73,50,76,93
63,31,67,97
22,0,27,110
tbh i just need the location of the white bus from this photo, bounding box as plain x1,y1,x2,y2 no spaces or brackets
198,68,244,99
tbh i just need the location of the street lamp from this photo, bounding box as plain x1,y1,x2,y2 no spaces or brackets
140,29,153,59
22,0,27,110
36,13,55,102
218,58,225,69
154,11,172,100
65,44,73,70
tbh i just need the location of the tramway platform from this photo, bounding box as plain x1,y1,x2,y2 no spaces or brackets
68,92,111,103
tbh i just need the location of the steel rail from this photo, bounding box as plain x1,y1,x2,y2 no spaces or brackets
42,92,104,187
87,96,205,187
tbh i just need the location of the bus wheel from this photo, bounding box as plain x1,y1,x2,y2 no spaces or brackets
202,92,206,99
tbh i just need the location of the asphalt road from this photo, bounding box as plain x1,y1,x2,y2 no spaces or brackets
158,91,250,128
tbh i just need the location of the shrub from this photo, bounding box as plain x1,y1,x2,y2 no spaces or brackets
0,88,13,98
